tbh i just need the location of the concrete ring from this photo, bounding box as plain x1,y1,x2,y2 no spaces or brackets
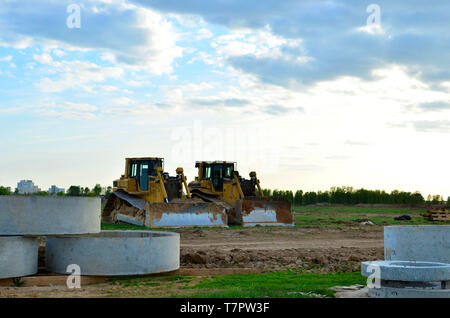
46,230,180,276
0,236,38,279
384,225,450,263
0,196,101,235
361,260,450,282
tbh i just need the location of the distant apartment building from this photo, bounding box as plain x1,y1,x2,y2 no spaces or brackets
17,180,41,194
48,185,65,194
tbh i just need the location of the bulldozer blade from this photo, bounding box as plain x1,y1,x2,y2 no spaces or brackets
102,191,146,224
103,192,228,228
239,197,294,227
144,202,228,228
116,213,145,226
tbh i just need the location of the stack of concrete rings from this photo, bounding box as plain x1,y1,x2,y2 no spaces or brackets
0,196,179,278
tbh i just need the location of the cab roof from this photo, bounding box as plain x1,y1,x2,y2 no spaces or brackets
126,157,163,161
195,161,236,167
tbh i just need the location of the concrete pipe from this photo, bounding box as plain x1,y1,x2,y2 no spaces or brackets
0,196,101,235
368,286,450,298
362,260,450,282
0,236,38,279
384,225,450,263
46,230,180,276
362,260,450,298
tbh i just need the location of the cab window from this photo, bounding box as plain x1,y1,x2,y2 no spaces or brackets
224,165,233,178
202,165,211,179
139,163,149,190
130,162,138,177
149,160,159,176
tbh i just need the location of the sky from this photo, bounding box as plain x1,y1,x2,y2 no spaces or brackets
0,0,449,198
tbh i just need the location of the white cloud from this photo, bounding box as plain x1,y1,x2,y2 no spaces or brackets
52,49,66,58
196,28,213,40
0,55,16,69
0,1,182,75
98,85,131,94
130,7,183,74
0,106,27,114
34,109,97,120
126,79,144,87
135,0,450,89
59,102,98,112
188,51,221,66
33,53,53,65
0,56,13,62
102,103,162,115
34,59,124,93
33,101,98,120
178,82,214,91
111,97,135,106
212,26,303,60
357,24,386,35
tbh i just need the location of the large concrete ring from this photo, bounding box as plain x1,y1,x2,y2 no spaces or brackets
46,231,180,276
0,236,38,279
0,196,101,235
369,286,450,298
362,260,450,282
384,225,450,263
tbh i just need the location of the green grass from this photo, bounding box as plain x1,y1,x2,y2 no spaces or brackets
292,205,427,215
185,271,366,298
292,206,446,228
293,215,443,228
107,271,366,298
102,222,153,231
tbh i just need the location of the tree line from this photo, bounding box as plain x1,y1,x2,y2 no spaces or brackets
262,186,448,206
1,184,448,206
64,185,112,198
0,185,112,198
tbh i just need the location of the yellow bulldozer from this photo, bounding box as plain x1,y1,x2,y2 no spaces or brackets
102,157,228,227
188,161,294,226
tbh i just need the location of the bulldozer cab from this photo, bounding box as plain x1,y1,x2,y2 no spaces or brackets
127,158,163,191
198,161,235,192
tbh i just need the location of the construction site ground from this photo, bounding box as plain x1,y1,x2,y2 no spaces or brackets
1,205,445,298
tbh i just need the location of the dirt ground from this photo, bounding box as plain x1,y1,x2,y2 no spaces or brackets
179,226,383,272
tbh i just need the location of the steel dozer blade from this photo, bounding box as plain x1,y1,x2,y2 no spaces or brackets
144,201,228,228
102,191,147,225
238,197,294,227
102,192,228,228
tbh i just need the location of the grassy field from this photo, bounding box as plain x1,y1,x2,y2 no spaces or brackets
292,205,446,228
106,271,366,298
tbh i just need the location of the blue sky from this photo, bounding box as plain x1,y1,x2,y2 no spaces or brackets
0,0,449,197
